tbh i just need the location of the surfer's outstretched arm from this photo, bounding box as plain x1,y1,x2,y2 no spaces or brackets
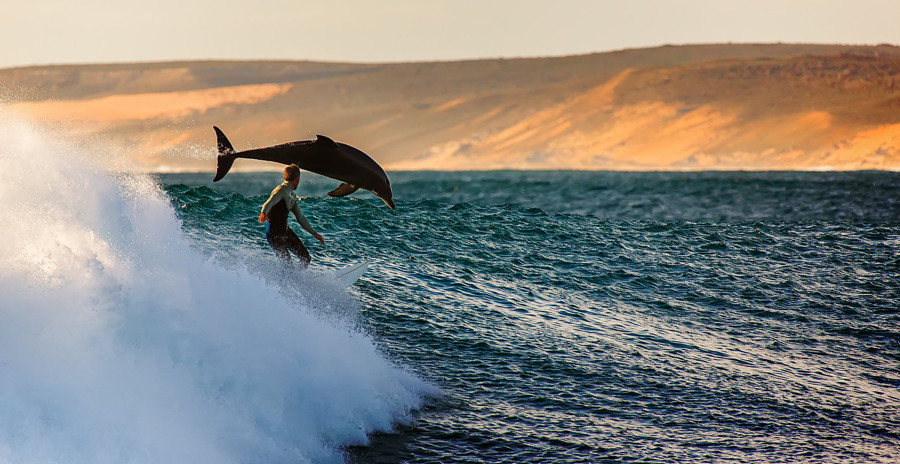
290,204,325,245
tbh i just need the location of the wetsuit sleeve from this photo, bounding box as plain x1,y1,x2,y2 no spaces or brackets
291,203,317,236
261,185,286,216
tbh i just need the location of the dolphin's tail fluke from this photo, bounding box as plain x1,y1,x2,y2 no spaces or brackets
213,126,237,182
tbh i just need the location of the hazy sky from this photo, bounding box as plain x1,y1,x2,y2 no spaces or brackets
3,0,900,68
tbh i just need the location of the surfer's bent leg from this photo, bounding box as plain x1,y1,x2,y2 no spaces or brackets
266,229,310,268
283,228,311,267
266,231,291,262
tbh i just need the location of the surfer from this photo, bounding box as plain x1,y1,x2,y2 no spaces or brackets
259,164,325,267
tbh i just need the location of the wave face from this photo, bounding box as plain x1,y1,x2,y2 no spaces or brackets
0,113,428,464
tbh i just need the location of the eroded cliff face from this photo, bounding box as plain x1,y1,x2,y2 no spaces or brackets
3,45,900,171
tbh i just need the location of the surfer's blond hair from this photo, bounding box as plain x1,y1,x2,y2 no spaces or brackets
283,164,301,182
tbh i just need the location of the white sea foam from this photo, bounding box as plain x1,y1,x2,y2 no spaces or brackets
0,112,430,463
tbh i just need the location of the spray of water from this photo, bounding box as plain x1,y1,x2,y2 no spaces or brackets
0,111,430,463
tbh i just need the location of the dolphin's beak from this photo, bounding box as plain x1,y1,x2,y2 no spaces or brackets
371,189,395,209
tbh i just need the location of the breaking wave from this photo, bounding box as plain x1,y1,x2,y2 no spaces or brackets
0,111,430,463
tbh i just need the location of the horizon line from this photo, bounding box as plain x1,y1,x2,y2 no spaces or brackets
3,41,897,72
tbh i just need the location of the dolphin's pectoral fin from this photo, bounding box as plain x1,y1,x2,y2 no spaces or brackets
315,134,340,148
328,183,360,197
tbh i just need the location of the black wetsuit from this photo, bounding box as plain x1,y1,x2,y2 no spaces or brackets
265,199,311,266
261,181,317,267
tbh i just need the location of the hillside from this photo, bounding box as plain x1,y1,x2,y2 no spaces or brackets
2,43,900,171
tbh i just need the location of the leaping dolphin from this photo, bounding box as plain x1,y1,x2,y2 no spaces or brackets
212,126,395,209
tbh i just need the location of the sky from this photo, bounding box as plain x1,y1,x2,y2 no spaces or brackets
3,0,900,69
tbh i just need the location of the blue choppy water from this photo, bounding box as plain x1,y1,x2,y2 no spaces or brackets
157,170,900,463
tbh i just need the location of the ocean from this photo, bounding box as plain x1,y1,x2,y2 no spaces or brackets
1,114,899,463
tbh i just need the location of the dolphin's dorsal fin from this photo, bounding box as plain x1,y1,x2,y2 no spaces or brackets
328,183,359,197
315,134,340,148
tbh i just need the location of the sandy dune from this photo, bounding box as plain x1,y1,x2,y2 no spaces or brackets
2,44,899,171
7,83,292,122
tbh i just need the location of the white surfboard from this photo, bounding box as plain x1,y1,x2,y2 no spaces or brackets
330,260,370,288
